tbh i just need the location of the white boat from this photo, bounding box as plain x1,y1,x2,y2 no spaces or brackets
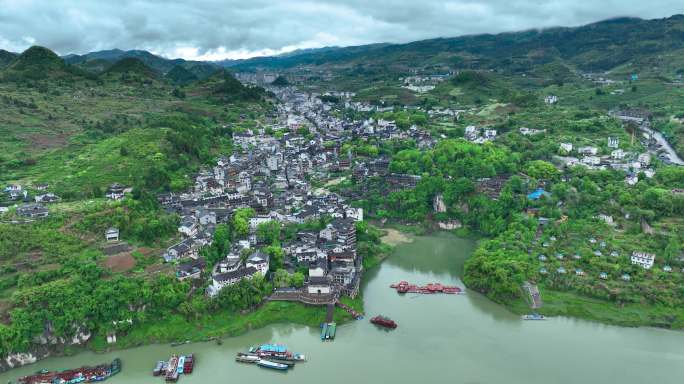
293,353,306,361
177,355,185,374
522,314,546,320
257,359,289,371
235,354,260,363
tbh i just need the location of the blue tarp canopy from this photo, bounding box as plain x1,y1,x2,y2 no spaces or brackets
259,344,287,353
527,188,549,200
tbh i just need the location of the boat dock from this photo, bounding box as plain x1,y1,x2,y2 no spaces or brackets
390,281,462,294
326,303,334,322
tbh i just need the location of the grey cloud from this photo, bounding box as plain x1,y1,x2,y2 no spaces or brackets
0,0,681,59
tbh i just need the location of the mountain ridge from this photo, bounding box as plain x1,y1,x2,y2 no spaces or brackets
2,14,683,78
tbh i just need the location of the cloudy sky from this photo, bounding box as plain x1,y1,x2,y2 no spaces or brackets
0,0,682,60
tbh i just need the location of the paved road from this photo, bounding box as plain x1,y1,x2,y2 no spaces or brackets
641,124,684,165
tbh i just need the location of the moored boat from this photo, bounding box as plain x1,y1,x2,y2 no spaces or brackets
271,353,306,362
19,358,121,384
249,344,289,358
236,354,260,363
165,355,179,382
292,353,306,361
320,323,328,340
183,354,194,374
256,359,289,371
264,358,295,367
522,314,546,320
327,323,336,339
370,315,398,329
153,361,165,376
176,355,185,374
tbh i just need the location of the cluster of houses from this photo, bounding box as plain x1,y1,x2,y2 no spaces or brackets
400,73,451,93
2,184,53,218
610,108,684,166
157,85,420,299
557,137,656,185
465,125,497,144
544,95,558,104
1,181,133,220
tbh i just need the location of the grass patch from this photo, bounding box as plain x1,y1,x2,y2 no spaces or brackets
535,288,684,329
90,301,334,351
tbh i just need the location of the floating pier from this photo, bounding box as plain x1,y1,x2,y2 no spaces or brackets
389,281,463,294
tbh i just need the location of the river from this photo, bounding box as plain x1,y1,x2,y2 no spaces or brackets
4,233,684,383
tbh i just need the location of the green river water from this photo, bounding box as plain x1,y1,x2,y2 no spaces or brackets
3,233,684,383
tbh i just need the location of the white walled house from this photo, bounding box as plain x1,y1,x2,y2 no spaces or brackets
246,250,270,276
631,251,655,269
345,207,363,222
197,210,216,225
178,216,198,237
306,276,332,295
105,227,120,242
611,149,626,160
559,143,573,153
207,267,258,297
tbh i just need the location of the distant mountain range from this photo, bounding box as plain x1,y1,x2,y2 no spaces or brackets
2,14,683,81
0,46,221,84
224,15,684,75
64,48,219,80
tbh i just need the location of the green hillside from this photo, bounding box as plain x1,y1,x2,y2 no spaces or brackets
0,47,267,194
104,57,158,77
0,49,18,68
229,15,684,77
165,65,198,85
67,48,220,79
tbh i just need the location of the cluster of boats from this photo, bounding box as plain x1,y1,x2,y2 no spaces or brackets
152,354,194,382
19,358,121,384
390,281,462,294
235,344,306,371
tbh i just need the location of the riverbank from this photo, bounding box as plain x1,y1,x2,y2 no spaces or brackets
3,232,683,384
504,287,684,329
90,299,364,353
376,223,684,330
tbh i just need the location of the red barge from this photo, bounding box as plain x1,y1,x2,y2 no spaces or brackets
390,281,462,294
370,315,398,329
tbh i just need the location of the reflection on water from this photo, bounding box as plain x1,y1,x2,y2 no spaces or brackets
2,233,684,384
385,232,476,277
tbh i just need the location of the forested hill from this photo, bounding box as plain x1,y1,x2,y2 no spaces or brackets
225,15,684,75
64,48,219,79
0,50,18,69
